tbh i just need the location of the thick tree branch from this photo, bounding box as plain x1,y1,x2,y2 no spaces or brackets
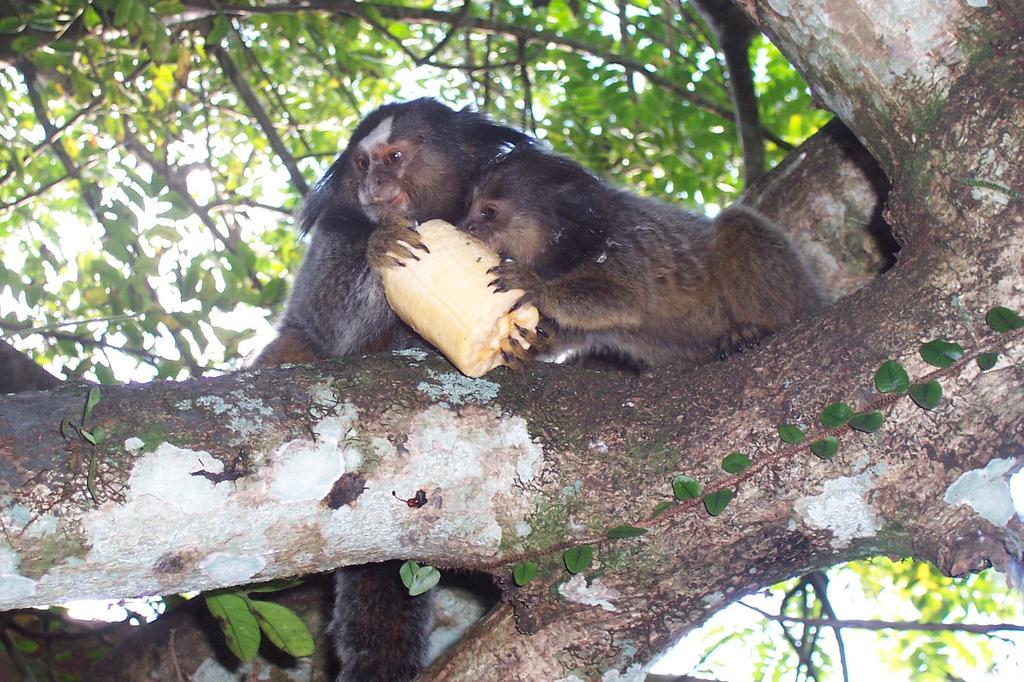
693,0,765,185
0,339,61,394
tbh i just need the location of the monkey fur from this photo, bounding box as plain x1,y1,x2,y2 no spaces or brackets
251,98,531,682
455,147,826,368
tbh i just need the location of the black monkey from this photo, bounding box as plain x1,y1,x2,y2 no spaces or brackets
253,98,531,681
456,147,827,368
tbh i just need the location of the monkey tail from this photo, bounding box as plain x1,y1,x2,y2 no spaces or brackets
331,561,433,682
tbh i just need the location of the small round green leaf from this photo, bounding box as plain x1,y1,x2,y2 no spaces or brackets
986,306,1023,332
721,452,752,474
249,599,315,658
205,591,261,662
607,525,648,539
399,560,419,590
819,402,853,428
563,546,593,574
919,339,963,368
513,561,538,586
848,411,883,433
810,436,839,460
874,360,910,394
909,380,942,410
672,475,701,501
406,564,441,596
651,500,674,518
778,423,806,444
976,352,999,371
703,489,734,516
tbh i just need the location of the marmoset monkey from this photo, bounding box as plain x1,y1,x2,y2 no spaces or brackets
455,147,826,368
252,98,532,682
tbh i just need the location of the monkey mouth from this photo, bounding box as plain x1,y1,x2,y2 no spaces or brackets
363,194,409,217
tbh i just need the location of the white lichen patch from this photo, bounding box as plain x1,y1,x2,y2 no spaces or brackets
701,590,725,607
180,391,274,444
795,467,884,548
416,369,500,405
558,573,622,612
321,406,543,560
393,347,429,361
269,403,361,502
944,457,1017,526
1,499,58,538
199,553,266,584
124,436,144,453
0,546,36,602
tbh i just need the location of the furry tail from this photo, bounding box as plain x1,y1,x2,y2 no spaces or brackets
331,561,433,682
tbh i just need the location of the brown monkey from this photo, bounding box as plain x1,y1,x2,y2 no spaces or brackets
456,147,826,368
252,98,531,682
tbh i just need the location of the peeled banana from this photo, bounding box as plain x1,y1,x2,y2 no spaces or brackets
378,219,540,377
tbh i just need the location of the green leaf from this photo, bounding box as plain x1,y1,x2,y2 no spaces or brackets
208,15,230,45
848,411,883,433
777,423,805,444
651,500,674,518
11,35,38,53
919,339,964,368
563,546,593,574
83,386,102,422
607,525,648,539
399,560,419,589
810,436,839,460
721,452,752,474
80,428,97,445
399,562,440,596
703,489,734,516
0,17,24,32
976,352,999,371
986,306,1024,332
248,599,315,658
672,475,701,501
513,561,538,586
205,591,261,662
114,0,135,27
909,380,943,410
819,402,853,428
874,360,910,394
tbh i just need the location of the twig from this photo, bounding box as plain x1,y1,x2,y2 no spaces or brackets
806,571,849,682
740,601,1024,634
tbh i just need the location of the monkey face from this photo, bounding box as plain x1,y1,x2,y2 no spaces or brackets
459,191,552,270
345,107,470,224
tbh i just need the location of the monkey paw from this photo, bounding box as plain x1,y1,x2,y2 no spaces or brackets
486,259,544,311
366,213,429,271
499,322,552,369
717,324,763,360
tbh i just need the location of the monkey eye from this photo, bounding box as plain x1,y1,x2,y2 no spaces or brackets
387,150,403,165
356,155,369,171
481,205,498,221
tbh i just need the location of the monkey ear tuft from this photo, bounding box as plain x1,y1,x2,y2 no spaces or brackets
297,152,348,235
456,108,534,156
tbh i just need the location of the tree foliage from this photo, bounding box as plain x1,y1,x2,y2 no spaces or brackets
0,0,825,382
